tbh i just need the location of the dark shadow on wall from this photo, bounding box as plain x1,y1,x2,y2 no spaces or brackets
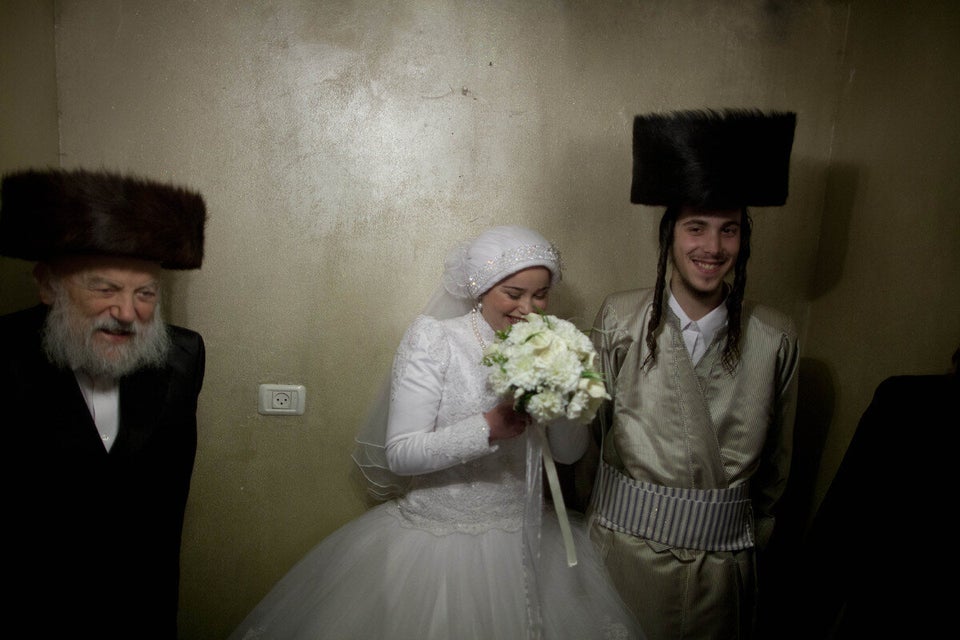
756,161,858,638
808,163,859,301
783,357,836,533
160,269,203,330
0,257,40,315
757,356,836,639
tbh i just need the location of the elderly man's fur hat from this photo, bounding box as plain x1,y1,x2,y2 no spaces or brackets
0,168,206,269
631,109,796,209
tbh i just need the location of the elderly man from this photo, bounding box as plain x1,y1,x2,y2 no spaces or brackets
0,169,206,639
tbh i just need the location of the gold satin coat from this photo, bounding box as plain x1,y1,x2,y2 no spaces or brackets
588,288,799,640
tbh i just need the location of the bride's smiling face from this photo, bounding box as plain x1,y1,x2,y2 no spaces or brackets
479,266,552,332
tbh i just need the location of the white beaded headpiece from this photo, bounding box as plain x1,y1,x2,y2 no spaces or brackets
442,225,562,300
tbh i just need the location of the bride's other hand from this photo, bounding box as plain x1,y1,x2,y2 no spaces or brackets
485,399,529,442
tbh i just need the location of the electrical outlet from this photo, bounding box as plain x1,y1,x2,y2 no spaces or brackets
258,384,306,415
271,391,291,409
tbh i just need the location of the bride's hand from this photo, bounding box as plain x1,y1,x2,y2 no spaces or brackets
484,399,529,442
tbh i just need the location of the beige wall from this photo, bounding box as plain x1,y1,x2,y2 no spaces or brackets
0,0,58,311
803,1,960,504
1,1,957,638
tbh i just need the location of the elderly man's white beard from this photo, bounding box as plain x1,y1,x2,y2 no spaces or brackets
42,287,171,380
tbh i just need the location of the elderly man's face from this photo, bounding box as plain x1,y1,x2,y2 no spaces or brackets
37,255,169,379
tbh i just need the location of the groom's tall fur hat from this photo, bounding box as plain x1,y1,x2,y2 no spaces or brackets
631,109,796,209
0,168,207,269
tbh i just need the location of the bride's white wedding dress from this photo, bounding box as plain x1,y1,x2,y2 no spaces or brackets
229,313,642,640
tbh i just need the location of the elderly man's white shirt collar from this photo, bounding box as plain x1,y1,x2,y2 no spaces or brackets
74,371,120,452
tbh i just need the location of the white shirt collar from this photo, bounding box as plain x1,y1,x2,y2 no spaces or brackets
74,371,120,452
668,290,728,365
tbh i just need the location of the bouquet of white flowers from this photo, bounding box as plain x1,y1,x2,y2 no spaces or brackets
482,312,610,425
481,312,611,568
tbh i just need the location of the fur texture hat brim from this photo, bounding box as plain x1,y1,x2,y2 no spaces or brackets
631,109,796,209
0,169,206,269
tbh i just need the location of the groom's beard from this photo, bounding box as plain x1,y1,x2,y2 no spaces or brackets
42,286,171,380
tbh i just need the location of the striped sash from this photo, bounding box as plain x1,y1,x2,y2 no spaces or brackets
591,462,755,551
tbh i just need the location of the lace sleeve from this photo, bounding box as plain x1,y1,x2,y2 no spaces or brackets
385,316,496,476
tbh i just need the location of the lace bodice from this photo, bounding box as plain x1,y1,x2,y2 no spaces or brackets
386,314,527,535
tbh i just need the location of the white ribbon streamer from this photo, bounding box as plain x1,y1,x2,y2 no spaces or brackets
535,423,578,567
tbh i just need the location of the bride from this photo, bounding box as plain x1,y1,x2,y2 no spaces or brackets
230,225,642,640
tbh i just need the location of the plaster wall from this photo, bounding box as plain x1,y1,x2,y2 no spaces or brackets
0,0,58,309
802,2,960,506
1,1,957,638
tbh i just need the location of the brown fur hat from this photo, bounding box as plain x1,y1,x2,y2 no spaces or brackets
631,109,796,209
0,168,206,269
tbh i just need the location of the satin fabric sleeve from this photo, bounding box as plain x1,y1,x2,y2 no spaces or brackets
546,417,589,464
590,297,632,444
385,316,497,476
567,296,634,505
751,325,800,549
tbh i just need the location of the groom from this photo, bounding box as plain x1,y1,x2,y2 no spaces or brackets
586,109,800,639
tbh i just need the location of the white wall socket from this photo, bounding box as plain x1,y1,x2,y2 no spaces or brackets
258,384,306,415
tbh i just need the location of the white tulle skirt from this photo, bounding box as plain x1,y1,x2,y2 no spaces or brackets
229,502,642,640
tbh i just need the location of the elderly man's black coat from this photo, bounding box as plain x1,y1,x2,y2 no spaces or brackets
2,304,204,639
